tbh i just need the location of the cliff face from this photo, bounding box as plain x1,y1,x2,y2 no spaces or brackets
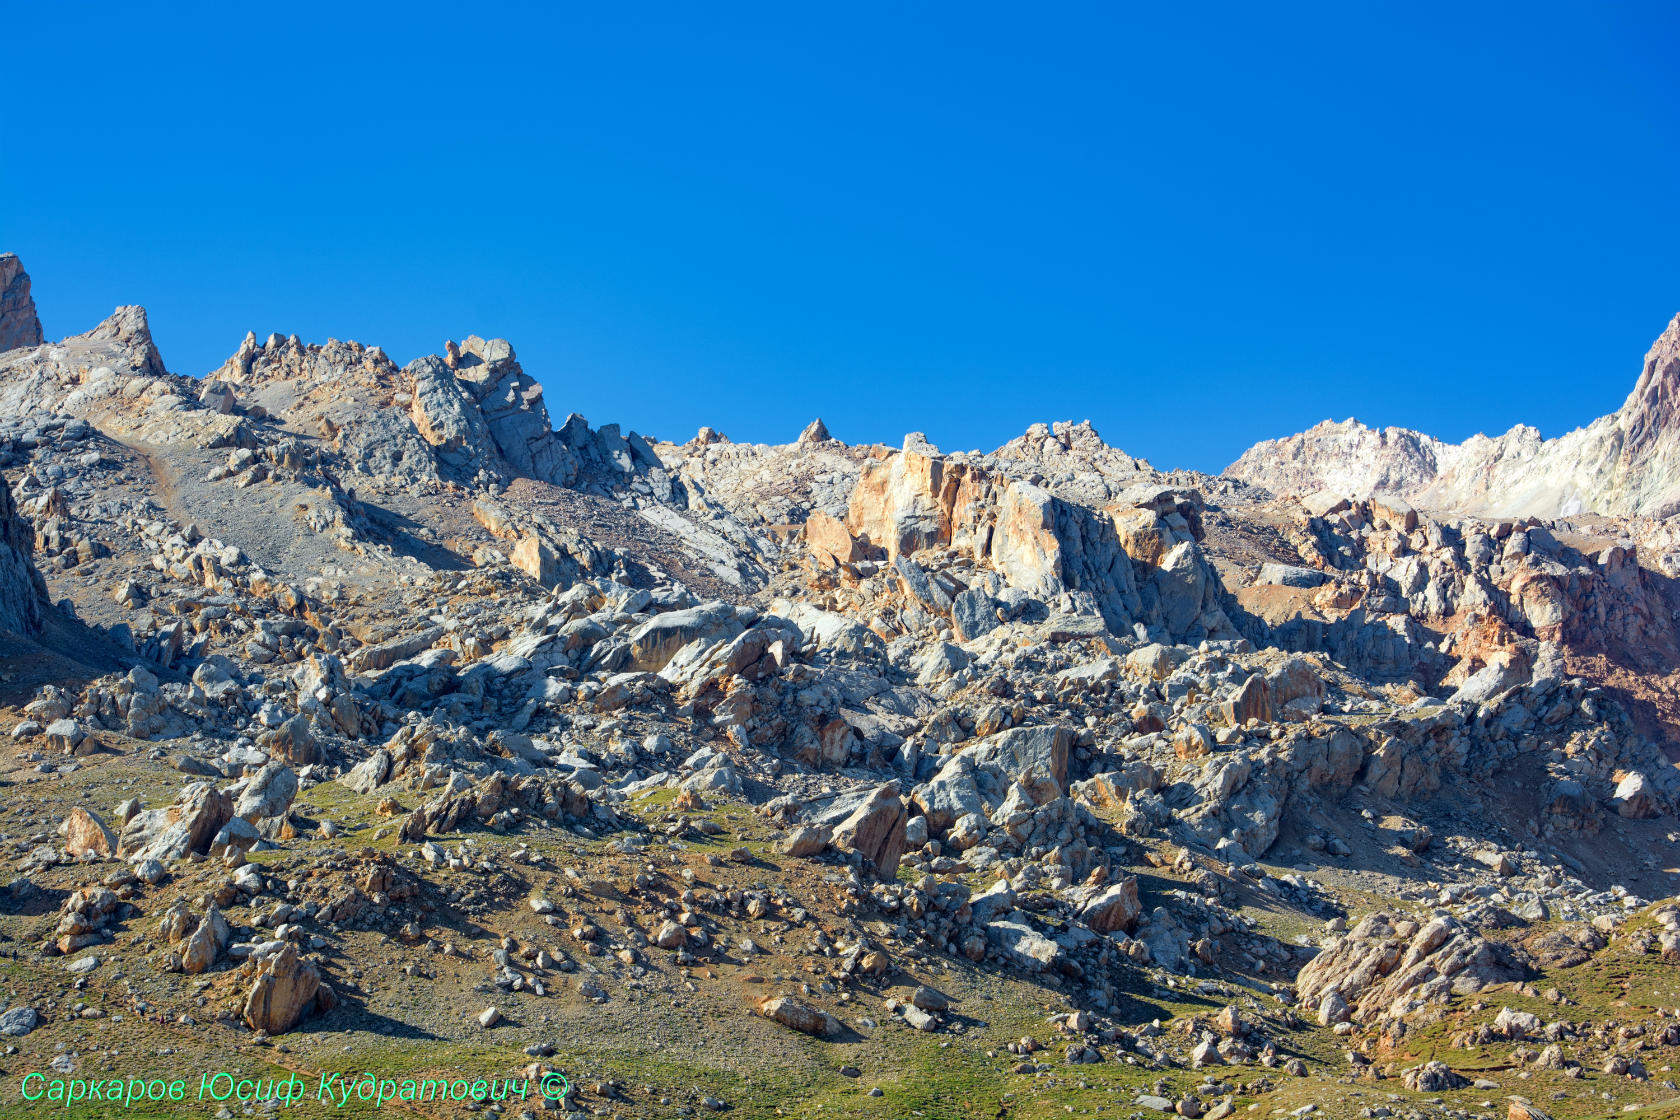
1227,313,1680,519
0,474,48,636
0,253,44,354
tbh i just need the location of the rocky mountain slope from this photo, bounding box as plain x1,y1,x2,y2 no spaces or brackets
1228,314,1680,519
0,256,1678,1119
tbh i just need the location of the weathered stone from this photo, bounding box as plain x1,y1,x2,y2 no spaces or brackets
242,944,322,1035
62,807,117,858
804,511,857,566
235,760,298,822
119,783,234,864
1077,877,1142,934
828,784,909,879
0,253,43,353
758,996,837,1037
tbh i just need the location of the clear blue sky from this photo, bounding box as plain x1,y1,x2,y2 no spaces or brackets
4,3,1677,473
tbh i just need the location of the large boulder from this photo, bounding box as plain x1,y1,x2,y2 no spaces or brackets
627,603,743,672
986,913,1064,971
1613,772,1661,819
61,807,117,858
1224,674,1272,725
758,996,839,1036
179,907,231,974
912,754,988,833
804,511,857,566
1266,656,1325,715
340,750,392,795
257,715,316,766
828,784,910,880
235,761,298,822
1450,655,1530,706
243,944,324,1034
119,783,234,864
964,725,1071,803
1076,877,1142,934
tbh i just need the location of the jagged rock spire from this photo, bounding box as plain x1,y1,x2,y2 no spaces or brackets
0,253,44,353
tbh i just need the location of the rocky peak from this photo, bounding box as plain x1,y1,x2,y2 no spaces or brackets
73,306,166,378
212,332,394,387
1614,312,1680,460
0,253,43,353
1226,313,1680,518
685,426,731,448
443,335,521,392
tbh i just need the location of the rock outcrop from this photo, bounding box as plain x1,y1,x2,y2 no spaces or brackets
0,470,48,635
0,254,43,353
242,944,325,1034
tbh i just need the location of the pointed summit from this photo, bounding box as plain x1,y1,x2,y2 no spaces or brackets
72,305,166,378
797,417,831,444
1615,312,1680,456
0,253,44,353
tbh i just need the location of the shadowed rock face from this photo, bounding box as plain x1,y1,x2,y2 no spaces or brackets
0,254,43,354
0,470,48,636
1227,313,1680,519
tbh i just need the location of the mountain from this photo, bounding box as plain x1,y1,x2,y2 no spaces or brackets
1227,313,1680,518
2,254,1680,1118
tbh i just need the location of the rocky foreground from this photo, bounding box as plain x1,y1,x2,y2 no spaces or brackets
1,255,1679,1119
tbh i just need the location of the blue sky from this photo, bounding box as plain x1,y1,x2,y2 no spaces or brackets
4,3,1677,473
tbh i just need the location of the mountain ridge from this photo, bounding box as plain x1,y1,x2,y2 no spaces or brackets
1227,312,1680,519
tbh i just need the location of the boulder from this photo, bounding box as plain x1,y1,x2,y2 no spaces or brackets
950,588,1000,642
1371,492,1418,531
1451,656,1530,706
235,760,298,822
45,718,86,754
1613,771,1661,819
758,996,838,1037
257,715,316,766
1126,644,1184,681
348,627,444,673
965,725,1071,802
1255,563,1325,588
913,754,987,833
1223,674,1271,725
780,826,830,857
828,784,909,879
211,817,261,856
1401,1061,1468,1092
62,807,117,858
180,907,231,974
242,944,323,1035
627,603,744,672
986,913,1064,971
1077,877,1142,934
341,749,392,795
1265,656,1325,715
119,783,234,864
0,1007,38,1036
